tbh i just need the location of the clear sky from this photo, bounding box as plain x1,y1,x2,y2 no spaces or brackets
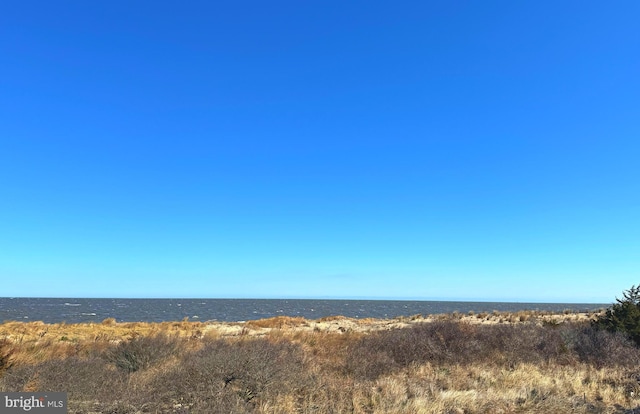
1,2,638,302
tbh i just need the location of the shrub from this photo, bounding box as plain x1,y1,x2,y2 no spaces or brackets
105,333,182,373
148,337,309,412
0,357,126,400
346,320,640,380
573,325,640,367
346,321,484,379
593,285,640,346
0,339,14,374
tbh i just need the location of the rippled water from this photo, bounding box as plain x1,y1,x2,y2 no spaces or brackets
0,298,607,324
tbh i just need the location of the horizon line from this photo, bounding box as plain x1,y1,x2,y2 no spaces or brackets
0,296,611,305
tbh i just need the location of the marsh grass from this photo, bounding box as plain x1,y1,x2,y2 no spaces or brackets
0,314,638,413
245,316,308,329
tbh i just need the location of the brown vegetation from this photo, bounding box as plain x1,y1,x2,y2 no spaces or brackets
245,316,308,329
1,310,638,413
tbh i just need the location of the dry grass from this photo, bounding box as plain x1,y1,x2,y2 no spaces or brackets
245,316,308,329
1,311,638,414
344,363,639,414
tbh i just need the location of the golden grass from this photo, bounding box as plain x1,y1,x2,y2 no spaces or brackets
0,319,209,367
0,319,208,342
2,309,634,414
342,362,638,414
0,310,603,368
245,316,308,329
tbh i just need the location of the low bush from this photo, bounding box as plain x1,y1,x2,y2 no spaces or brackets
0,339,14,374
147,337,309,412
573,325,640,367
0,356,126,402
105,333,182,373
346,321,640,380
346,321,482,379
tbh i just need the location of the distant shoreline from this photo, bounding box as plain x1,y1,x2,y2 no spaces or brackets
0,297,608,324
0,309,605,340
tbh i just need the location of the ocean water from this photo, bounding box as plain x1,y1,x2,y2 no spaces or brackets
0,298,608,324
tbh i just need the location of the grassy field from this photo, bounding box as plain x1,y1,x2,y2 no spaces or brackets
1,310,639,413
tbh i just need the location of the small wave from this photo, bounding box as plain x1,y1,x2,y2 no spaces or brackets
81,313,97,316
64,303,81,306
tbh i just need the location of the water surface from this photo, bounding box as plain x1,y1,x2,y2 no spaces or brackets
0,298,607,324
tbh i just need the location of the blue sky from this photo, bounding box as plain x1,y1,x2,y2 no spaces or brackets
1,1,638,302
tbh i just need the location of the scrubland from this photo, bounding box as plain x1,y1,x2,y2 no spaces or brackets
1,310,640,413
